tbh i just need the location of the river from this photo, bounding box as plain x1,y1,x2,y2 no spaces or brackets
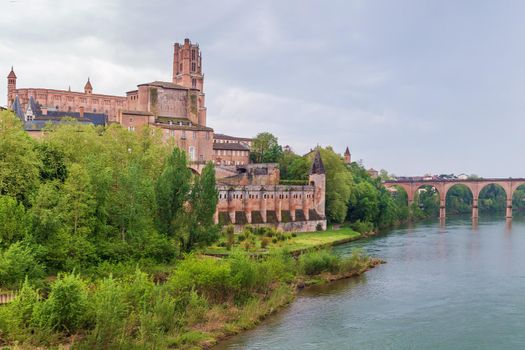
216,216,525,349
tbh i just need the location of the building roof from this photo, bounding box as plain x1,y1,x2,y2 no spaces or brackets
7,67,16,79
121,110,153,116
345,146,351,155
11,96,24,120
213,142,250,151
214,133,252,142
137,81,189,90
44,111,107,126
309,150,325,175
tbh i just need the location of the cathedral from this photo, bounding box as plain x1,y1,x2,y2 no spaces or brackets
6,38,250,169
6,39,327,232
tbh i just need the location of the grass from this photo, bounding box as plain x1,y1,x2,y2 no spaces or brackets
204,227,362,256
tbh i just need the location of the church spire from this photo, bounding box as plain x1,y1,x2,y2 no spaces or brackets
84,77,92,94
310,150,325,175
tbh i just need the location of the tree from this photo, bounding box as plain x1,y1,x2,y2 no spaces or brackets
0,111,41,204
155,148,192,237
59,163,95,236
309,147,353,223
279,151,309,180
182,163,219,252
250,132,283,163
0,195,28,249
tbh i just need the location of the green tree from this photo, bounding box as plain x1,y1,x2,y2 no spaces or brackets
155,148,192,236
59,163,95,236
309,147,353,223
182,163,219,252
0,195,28,249
0,111,41,204
250,132,283,163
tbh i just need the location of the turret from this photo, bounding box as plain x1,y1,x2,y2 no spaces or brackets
7,66,17,106
309,150,326,218
84,78,92,94
344,146,351,164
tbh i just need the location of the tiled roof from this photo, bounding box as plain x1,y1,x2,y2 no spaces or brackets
11,96,24,121
213,142,249,151
137,81,188,90
44,111,107,126
214,133,252,141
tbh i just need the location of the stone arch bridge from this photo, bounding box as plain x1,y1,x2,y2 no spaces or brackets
383,178,525,220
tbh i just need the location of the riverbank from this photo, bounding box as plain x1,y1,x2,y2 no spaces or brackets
0,249,383,349
200,255,384,350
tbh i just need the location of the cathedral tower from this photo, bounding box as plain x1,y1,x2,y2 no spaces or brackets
7,67,17,107
172,38,207,126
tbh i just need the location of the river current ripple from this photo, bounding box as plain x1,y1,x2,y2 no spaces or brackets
216,216,525,350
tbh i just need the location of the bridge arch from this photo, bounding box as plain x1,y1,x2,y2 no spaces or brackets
444,183,473,216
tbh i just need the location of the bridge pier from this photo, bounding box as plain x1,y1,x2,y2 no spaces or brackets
472,197,478,219
506,198,513,219
439,206,446,220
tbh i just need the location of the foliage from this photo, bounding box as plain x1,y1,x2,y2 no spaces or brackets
0,111,41,204
250,132,283,163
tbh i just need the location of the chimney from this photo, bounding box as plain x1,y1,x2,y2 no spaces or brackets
79,106,84,118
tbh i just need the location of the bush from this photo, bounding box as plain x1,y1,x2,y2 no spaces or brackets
272,238,278,244
0,242,44,287
291,233,297,238
260,237,270,249
33,273,89,334
223,225,235,250
350,220,374,234
299,250,341,276
87,276,127,348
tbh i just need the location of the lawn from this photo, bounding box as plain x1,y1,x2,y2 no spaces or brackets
204,227,362,256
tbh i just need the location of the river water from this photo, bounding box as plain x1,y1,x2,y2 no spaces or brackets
216,216,525,349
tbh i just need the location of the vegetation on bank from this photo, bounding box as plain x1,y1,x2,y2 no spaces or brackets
0,248,379,349
205,225,362,256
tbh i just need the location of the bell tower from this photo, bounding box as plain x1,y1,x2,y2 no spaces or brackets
172,38,204,91
172,38,207,126
7,67,17,107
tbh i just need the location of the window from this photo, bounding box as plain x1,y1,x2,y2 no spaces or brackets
191,62,196,72
192,78,196,88
127,126,135,132
188,146,196,161
182,130,186,139
180,63,182,72
192,49,196,60
193,131,196,139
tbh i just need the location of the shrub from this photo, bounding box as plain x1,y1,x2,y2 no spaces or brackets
88,276,127,348
223,225,235,250
167,255,231,303
0,242,44,287
33,273,89,334
291,233,297,238
260,237,270,249
272,238,278,244
350,220,374,234
299,250,341,276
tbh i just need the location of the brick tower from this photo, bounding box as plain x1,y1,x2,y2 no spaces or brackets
7,67,17,107
172,38,207,126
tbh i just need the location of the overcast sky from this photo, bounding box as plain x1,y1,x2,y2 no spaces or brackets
2,0,525,177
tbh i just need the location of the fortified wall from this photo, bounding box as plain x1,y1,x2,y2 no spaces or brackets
213,151,327,232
